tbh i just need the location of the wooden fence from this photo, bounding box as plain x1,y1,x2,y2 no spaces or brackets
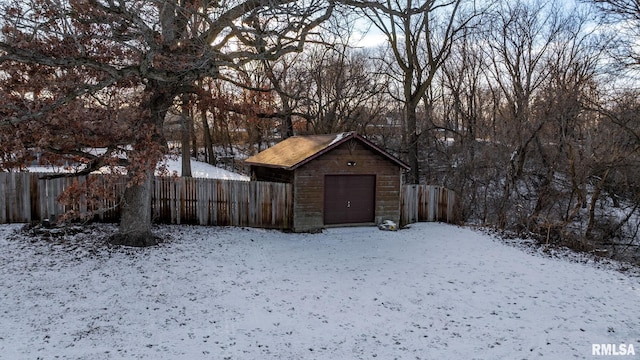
400,184,457,226
151,177,292,228
0,173,292,229
0,172,454,229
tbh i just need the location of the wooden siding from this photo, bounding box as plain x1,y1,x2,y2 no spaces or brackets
292,140,402,232
0,173,292,229
400,185,457,225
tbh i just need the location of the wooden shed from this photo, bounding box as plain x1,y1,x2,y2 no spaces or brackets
245,132,409,232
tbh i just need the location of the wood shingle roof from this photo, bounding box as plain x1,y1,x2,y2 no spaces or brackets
244,132,409,170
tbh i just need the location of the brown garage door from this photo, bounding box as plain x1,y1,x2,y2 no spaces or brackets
324,175,376,225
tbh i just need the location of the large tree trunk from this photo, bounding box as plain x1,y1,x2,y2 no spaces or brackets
110,171,158,246
405,102,420,184
181,119,193,177
191,115,197,159
111,81,172,246
282,102,294,139
181,95,193,177
201,108,216,165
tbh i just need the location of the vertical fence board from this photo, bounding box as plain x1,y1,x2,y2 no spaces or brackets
0,174,6,224
196,179,205,225
210,179,217,226
401,184,457,226
7,173,16,222
240,181,249,227
186,178,196,224
45,178,54,221
230,181,239,226
29,174,39,221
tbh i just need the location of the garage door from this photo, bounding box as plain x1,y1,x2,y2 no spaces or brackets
324,175,376,225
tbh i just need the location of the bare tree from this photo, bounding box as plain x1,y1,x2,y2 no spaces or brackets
438,27,494,221
256,13,387,137
524,9,607,241
259,51,306,138
590,0,640,69
352,0,479,183
297,45,384,133
582,90,640,260
481,0,568,226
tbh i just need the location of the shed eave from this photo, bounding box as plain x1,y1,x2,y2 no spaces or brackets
246,162,294,171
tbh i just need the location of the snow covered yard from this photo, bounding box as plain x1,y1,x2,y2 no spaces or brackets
0,223,638,359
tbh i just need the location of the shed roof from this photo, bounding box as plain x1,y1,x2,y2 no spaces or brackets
244,132,410,170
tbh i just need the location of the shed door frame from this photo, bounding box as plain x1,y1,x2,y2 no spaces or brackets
323,174,376,225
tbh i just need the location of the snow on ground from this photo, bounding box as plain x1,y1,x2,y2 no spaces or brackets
161,157,249,181
0,223,638,359
27,155,249,181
